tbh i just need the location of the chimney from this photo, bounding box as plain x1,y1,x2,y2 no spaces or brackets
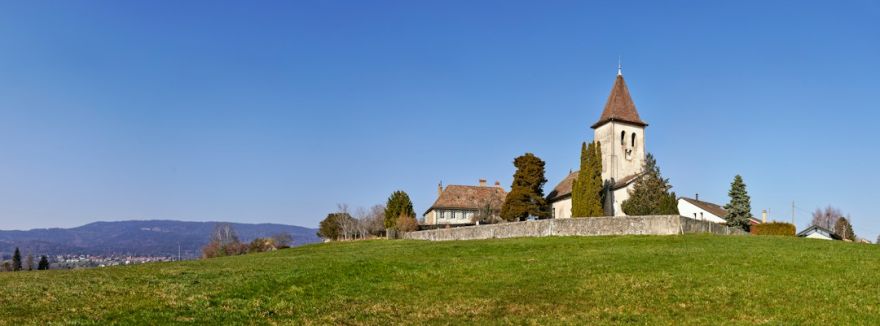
696,193,699,201
762,210,767,223
479,179,487,187
438,182,443,196
494,180,501,188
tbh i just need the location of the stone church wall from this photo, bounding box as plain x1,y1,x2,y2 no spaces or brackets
403,216,747,241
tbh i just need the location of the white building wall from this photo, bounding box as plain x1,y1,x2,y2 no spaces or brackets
425,209,476,225
594,122,645,183
552,197,572,219
676,199,727,224
804,231,833,240
612,187,631,217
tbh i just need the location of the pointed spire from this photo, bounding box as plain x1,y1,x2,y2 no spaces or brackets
591,71,647,129
617,56,622,76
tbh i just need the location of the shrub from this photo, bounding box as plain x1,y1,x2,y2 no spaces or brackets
396,215,419,233
249,238,277,253
750,222,796,236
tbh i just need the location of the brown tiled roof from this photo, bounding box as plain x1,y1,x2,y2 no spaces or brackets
591,74,647,129
680,197,728,219
424,185,507,216
546,171,644,202
546,172,578,202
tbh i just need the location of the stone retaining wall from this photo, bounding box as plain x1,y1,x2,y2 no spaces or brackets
403,215,746,241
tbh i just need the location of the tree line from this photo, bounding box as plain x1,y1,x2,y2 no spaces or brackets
317,191,419,241
811,206,859,241
1,247,49,272
201,224,294,259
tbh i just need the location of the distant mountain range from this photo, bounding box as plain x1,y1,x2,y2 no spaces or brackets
0,220,320,259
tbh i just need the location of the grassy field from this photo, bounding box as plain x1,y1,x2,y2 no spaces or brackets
1,234,879,325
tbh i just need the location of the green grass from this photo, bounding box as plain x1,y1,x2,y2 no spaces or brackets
1,235,879,324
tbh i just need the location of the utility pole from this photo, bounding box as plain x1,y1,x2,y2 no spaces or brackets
178,242,181,262
791,201,795,225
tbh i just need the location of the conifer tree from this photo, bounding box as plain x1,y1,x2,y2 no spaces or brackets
621,154,679,216
834,217,855,241
571,142,605,217
12,247,22,272
500,153,550,221
38,256,50,271
588,141,604,216
571,142,590,217
384,191,415,229
723,175,753,231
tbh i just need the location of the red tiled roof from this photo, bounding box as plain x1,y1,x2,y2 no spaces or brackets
424,185,507,216
591,74,647,129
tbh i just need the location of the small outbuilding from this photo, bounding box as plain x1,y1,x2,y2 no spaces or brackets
796,225,841,240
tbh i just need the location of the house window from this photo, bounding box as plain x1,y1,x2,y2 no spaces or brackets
631,133,636,147
620,131,626,145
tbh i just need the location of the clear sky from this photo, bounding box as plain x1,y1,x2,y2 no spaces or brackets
0,1,878,238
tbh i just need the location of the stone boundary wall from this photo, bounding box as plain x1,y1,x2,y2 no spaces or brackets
403,215,747,241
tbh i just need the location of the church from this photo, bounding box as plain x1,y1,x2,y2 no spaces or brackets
547,67,647,218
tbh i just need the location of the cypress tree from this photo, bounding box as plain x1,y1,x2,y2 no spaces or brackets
587,141,604,216
384,191,415,229
723,175,753,231
571,142,590,217
621,154,679,216
38,256,50,271
571,142,605,218
500,153,550,221
12,247,22,272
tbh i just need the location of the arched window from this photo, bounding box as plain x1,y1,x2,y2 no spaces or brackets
631,133,636,147
620,131,626,145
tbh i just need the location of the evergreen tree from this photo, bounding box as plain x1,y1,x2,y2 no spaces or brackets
500,153,550,221
834,217,855,241
317,212,353,241
570,142,590,217
621,154,679,216
572,142,605,217
12,247,22,272
37,256,50,271
723,175,754,231
588,141,604,216
384,191,415,229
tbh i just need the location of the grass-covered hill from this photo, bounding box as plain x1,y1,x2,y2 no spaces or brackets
1,235,879,324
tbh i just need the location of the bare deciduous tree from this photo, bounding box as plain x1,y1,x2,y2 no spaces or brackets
363,204,386,236
271,233,293,248
25,253,34,271
210,223,241,246
811,206,843,230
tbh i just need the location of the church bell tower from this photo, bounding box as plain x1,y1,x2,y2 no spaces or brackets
592,67,647,190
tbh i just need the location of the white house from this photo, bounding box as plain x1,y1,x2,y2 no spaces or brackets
547,67,647,218
797,225,841,240
677,197,728,224
423,180,507,225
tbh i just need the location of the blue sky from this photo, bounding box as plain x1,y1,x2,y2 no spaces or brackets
0,1,878,238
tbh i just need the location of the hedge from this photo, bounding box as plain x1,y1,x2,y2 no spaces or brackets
750,222,796,236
